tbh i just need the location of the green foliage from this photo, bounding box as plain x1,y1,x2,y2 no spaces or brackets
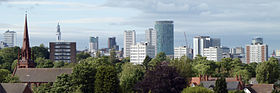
31,44,49,59
214,77,228,93
143,55,152,70
0,47,20,71
181,87,214,93
148,52,167,67
119,63,144,92
0,69,19,83
52,74,76,92
109,49,117,63
135,62,187,93
194,64,211,75
33,83,53,93
256,58,280,84
121,57,130,63
54,61,65,68
72,61,96,92
96,51,101,58
228,90,245,93
76,52,91,62
170,56,192,84
95,65,119,93
35,57,54,68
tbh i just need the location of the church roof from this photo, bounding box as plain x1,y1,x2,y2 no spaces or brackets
0,83,30,93
15,68,73,83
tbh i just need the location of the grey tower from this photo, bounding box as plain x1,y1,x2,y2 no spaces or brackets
56,23,61,41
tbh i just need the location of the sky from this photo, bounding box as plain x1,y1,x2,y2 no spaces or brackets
0,0,279,54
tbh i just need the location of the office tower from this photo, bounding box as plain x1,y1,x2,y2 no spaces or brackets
211,38,221,47
193,36,221,58
3,30,16,47
246,37,268,64
145,28,157,47
203,47,223,62
155,21,174,56
174,46,192,59
56,23,61,41
108,37,119,50
231,47,245,55
89,36,98,53
124,30,136,57
130,42,155,64
193,36,211,58
50,41,76,63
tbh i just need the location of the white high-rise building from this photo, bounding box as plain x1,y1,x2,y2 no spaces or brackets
193,36,211,58
145,28,157,52
124,30,136,58
3,30,16,47
130,42,155,64
174,46,192,59
56,23,61,41
246,37,268,64
203,47,222,62
193,36,221,59
89,36,98,53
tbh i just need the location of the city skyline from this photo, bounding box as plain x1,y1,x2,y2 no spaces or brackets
0,0,279,54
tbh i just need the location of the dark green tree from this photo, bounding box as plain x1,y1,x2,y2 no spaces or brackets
95,65,119,93
170,56,192,84
76,52,91,62
109,48,117,63
32,83,53,93
214,77,228,93
256,58,280,84
119,63,144,92
0,69,19,83
31,44,49,59
96,51,101,58
54,61,65,68
35,57,54,68
134,62,186,93
51,74,76,92
121,57,130,63
0,47,20,71
72,61,96,92
143,55,152,70
181,87,213,93
148,52,167,67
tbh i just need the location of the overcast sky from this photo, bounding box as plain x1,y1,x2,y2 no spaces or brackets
0,0,279,54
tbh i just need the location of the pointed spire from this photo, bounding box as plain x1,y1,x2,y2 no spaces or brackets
17,13,35,68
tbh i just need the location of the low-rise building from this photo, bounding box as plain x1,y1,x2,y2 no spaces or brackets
174,46,192,59
202,47,222,62
130,42,155,64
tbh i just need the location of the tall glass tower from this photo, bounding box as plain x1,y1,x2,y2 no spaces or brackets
155,21,174,56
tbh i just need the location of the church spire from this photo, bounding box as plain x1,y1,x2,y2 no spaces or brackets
56,22,61,41
17,13,35,68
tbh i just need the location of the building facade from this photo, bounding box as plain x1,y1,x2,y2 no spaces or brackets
124,30,136,58
145,28,157,51
174,46,192,59
89,36,98,53
193,36,221,59
246,37,268,64
49,41,76,63
3,30,16,47
130,42,155,64
203,47,223,62
155,21,174,56
108,37,119,51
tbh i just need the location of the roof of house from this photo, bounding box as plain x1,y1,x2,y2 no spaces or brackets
246,84,274,93
201,81,240,90
0,83,29,93
15,68,73,82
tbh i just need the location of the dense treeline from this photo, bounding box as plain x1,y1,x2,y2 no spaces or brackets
0,45,280,93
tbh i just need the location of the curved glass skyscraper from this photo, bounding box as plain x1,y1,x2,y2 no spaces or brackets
155,21,174,56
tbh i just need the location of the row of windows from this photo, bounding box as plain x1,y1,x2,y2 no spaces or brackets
55,49,71,52
55,56,71,59
55,46,71,48
55,53,71,56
